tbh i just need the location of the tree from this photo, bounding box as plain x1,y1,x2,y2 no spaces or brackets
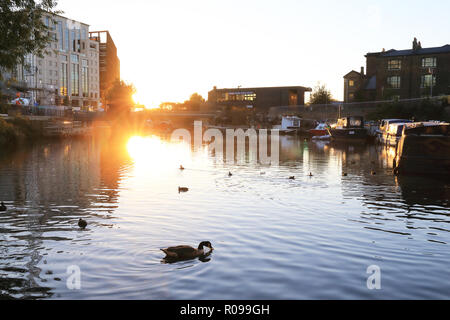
184,93,205,111
309,83,334,105
0,0,60,71
105,79,136,114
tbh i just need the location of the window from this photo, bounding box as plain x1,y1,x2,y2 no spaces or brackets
422,57,437,68
71,54,79,63
388,59,402,70
58,21,63,50
421,74,436,88
60,63,68,96
387,76,401,89
71,64,79,96
349,93,354,99
349,80,354,87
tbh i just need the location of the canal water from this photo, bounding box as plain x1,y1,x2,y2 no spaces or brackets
0,134,449,299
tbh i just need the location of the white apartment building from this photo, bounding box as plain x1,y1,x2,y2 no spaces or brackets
13,14,101,109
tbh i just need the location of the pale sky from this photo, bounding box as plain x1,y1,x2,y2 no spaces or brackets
58,0,450,107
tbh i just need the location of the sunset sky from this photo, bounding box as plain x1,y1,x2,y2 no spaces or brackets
58,0,450,107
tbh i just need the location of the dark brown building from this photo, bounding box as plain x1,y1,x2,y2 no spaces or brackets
89,31,120,102
344,39,450,102
208,86,312,111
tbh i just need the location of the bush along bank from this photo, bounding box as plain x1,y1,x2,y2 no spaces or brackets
0,116,44,148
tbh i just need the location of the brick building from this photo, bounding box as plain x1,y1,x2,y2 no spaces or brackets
344,38,450,103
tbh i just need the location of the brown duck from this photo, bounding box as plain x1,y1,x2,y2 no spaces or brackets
161,241,213,260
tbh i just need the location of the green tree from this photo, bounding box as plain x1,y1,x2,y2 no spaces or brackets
105,79,136,115
0,0,60,71
309,83,333,105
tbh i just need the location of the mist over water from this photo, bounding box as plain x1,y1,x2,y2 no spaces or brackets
0,135,449,299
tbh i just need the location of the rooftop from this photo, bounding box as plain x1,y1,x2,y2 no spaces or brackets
367,44,450,58
210,86,312,92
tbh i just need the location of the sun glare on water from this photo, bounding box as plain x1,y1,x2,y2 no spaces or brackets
127,136,192,172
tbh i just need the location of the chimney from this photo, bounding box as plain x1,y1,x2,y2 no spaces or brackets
361,67,365,76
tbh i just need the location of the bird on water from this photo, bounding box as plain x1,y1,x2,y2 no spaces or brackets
0,202,6,212
178,187,189,193
161,241,214,261
180,165,185,170
78,218,87,230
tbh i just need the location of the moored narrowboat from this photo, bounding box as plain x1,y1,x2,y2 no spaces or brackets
394,122,450,175
328,116,368,141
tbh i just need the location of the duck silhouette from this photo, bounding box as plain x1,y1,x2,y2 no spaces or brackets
178,187,189,193
0,202,6,212
78,218,87,230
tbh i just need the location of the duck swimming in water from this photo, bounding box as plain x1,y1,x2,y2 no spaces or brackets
228,172,233,177
161,241,213,260
309,172,314,177
180,165,185,170
0,202,6,212
178,187,189,193
289,176,295,180
78,218,87,230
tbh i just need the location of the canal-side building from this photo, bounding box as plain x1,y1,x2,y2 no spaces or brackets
0,13,101,109
89,31,121,104
344,38,450,102
208,86,312,111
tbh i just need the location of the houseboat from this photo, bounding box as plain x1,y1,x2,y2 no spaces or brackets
328,116,368,141
273,116,302,135
376,119,412,145
394,122,450,175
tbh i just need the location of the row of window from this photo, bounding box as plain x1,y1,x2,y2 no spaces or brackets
387,57,437,70
218,92,257,102
387,74,436,89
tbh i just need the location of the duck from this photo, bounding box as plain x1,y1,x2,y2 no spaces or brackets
78,218,87,230
178,187,189,193
161,241,213,260
228,172,233,177
309,172,314,177
342,173,348,177
371,171,377,176
289,176,295,180
180,165,185,170
0,201,6,212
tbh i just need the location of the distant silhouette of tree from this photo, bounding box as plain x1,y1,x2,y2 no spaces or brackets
0,0,60,70
105,80,136,115
309,83,334,105
184,93,205,111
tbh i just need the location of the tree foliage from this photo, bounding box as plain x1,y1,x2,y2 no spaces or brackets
184,92,205,111
0,0,60,71
105,79,136,114
309,83,334,105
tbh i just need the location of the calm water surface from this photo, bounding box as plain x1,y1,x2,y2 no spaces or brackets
0,134,449,299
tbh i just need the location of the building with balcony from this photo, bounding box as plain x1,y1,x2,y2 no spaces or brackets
208,86,312,111
344,38,450,103
89,31,120,103
1,13,101,109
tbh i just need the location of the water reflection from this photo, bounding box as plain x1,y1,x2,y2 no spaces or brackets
0,134,449,299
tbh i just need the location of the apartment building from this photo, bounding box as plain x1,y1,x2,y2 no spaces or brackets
3,13,101,109
344,38,450,103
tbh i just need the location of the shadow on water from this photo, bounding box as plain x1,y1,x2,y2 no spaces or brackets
396,175,450,208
